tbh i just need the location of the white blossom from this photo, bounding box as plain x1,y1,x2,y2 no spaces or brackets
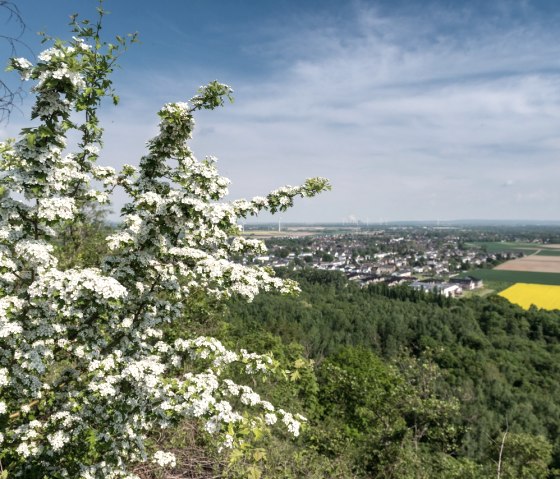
0,31,328,476
152,450,176,468
48,430,70,451
37,197,76,221
264,413,277,425
14,240,57,270
13,57,33,69
0,367,9,387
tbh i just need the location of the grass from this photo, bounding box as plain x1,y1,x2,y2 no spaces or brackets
466,241,540,254
535,250,560,256
462,288,496,298
480,279,514,293
467,241,560,255
460,279,513,296
466,269,560,286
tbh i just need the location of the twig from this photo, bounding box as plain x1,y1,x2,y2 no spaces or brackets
497,420,509,479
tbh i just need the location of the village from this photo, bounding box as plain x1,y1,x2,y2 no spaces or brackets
243,227,528,297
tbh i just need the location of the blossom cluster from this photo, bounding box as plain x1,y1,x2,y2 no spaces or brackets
0,33,328,479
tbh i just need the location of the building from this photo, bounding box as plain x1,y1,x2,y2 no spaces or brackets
410,281,462,297
449,276,483,290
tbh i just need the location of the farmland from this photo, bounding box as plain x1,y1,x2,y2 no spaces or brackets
536,249,560,256
494,254,560,273
466,268,560,286
467,241,542,254
242,230,316,238
499,283,560,310
467,241,560,255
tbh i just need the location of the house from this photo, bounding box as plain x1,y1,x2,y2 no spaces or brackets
449,276,483,290
377,265,396,275
395,270,412,278
410,281,462,297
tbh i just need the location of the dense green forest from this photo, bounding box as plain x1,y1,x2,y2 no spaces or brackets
57,226,560,477
218,269,560,478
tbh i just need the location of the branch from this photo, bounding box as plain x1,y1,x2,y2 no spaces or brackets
496,420,509,479
0,0,30,123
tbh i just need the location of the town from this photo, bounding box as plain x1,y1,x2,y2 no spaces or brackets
240,225,554,297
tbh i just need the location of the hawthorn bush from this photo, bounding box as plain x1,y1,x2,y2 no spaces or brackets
0,9,329,478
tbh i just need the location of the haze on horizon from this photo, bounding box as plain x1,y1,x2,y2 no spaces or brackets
1,0,560,223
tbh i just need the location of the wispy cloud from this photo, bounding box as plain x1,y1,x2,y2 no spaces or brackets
183,2,560,221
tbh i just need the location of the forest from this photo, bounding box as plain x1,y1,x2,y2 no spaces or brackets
214,269,560,478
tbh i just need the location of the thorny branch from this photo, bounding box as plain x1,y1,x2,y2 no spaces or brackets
0,1,30,122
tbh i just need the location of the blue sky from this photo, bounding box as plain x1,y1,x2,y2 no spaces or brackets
2,0,560,222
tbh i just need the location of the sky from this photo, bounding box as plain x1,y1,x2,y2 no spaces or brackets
2,0,560,223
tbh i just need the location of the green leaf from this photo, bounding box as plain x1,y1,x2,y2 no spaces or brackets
253,449,266,462
229,448,244,465
294,358,306,369
247,466,262,479
26,133,36,147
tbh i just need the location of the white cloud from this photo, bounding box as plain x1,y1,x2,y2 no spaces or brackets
4,2,560,222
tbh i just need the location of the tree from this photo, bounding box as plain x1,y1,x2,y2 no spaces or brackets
314,347,464,477
0,7,329,478
496,432,553,479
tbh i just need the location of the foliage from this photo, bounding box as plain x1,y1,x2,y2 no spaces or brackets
0,8,329,478
498,433,553,479
226,269,560,475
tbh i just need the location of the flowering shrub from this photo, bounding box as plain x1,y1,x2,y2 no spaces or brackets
0,13,329,479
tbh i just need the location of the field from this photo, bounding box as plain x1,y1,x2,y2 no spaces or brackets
241,225,362,239
536,250,560,256
467,241,560,254
494,255,560,273
466,268,560,286
499,283,560,310
242,229,318,238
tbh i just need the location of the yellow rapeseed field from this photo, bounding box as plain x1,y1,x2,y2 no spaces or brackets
499,283,560,310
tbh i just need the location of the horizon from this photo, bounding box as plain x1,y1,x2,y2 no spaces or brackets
242,221,560,225
1,0,560,223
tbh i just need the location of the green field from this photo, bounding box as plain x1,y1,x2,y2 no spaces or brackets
466,241,540,254
466,269,560,286
457,277,514,295
536,249,560,256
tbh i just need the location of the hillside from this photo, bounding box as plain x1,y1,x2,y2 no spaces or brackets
222,269,560,477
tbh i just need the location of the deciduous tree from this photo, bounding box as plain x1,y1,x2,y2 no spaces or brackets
0,8,329,478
